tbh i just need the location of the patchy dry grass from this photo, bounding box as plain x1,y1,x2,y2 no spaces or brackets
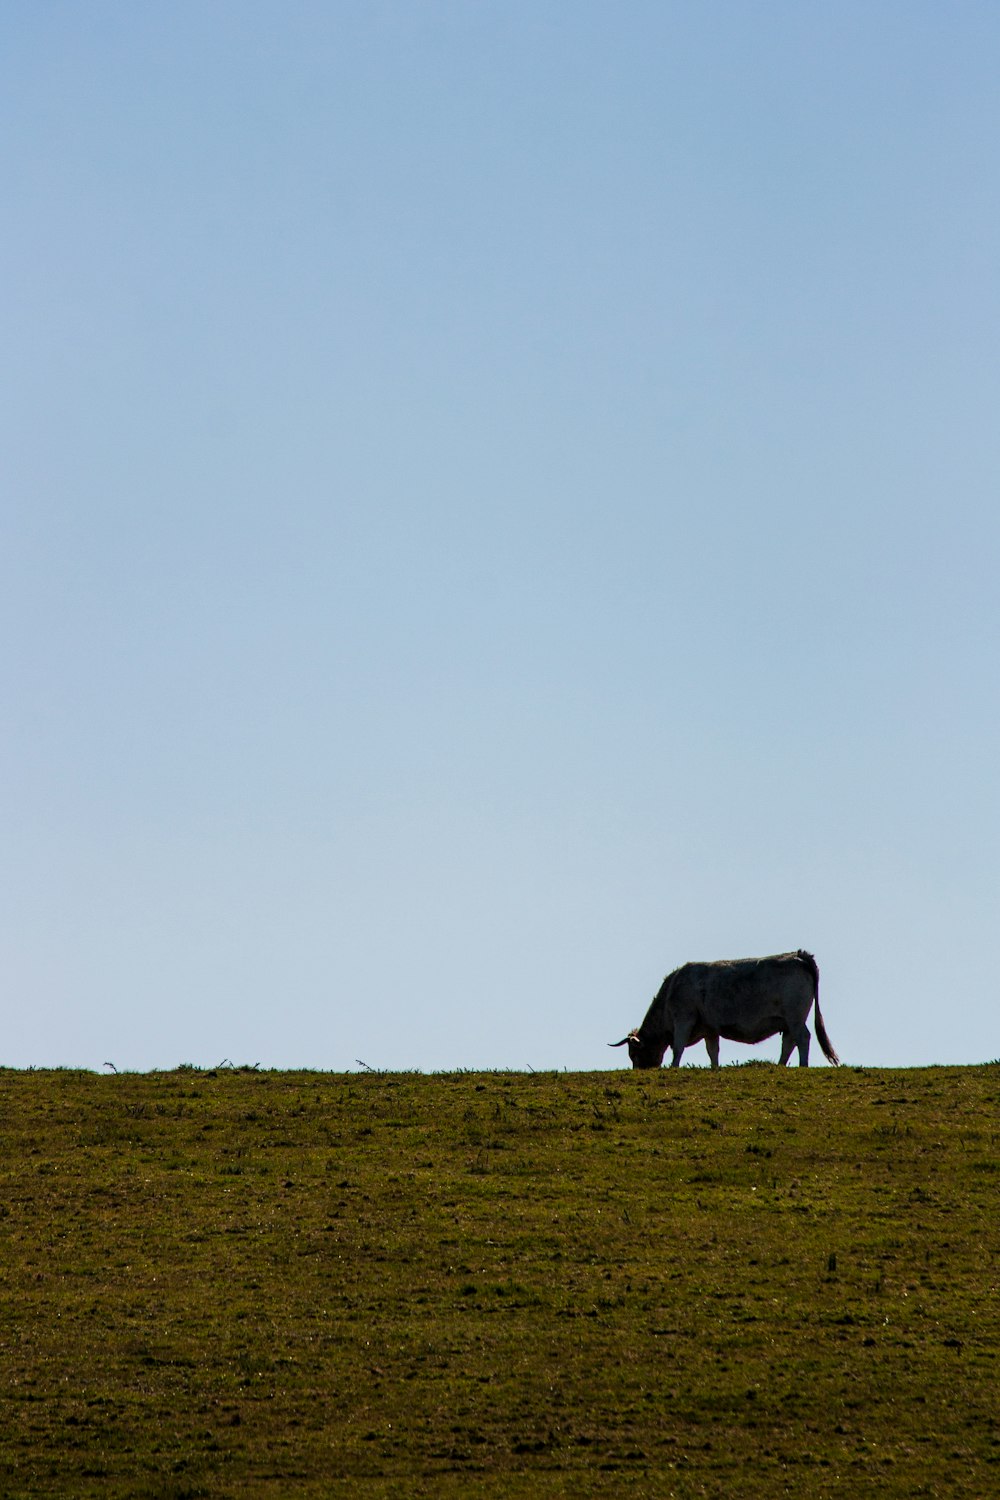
0,1064,998,1495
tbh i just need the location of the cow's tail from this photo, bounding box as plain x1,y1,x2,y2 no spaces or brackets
797,949,840,1066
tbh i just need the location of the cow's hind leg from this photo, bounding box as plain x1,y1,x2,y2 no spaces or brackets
780,1025,811,1066
704,1032,720,1070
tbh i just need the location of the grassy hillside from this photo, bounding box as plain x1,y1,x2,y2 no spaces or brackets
0,1064,998,1497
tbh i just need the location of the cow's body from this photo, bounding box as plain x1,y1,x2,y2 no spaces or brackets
611,950,839,1069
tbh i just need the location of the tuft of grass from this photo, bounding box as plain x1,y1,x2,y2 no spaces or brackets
0,1065,998,1495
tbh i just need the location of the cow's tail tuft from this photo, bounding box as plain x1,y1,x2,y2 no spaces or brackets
798,950,840,1065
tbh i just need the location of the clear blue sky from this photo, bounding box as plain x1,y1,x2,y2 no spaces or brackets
3,3,997,1071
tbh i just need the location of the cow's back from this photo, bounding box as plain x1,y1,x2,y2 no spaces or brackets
676,952,814,1027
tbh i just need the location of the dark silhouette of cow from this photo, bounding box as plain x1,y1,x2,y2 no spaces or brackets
610,949,839,1069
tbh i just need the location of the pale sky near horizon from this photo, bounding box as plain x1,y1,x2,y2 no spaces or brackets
3,3,998,1072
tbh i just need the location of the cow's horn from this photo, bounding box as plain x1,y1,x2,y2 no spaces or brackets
608,1036,632,1048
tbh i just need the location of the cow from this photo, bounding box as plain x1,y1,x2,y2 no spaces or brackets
609,949,839,1069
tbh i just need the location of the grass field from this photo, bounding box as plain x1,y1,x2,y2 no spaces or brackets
1,1064,998,1497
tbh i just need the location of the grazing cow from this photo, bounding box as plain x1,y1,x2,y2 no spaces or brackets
610,950,839,1069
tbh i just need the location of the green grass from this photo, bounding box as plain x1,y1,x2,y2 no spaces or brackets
1,1064,998,1496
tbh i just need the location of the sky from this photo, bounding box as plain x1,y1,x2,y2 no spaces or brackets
2,2,998,1072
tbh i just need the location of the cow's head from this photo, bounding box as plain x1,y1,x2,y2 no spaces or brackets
608,1030,666,1069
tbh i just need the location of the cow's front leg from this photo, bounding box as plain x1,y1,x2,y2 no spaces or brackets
669,1019,694,1067
704,1032,720,1070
